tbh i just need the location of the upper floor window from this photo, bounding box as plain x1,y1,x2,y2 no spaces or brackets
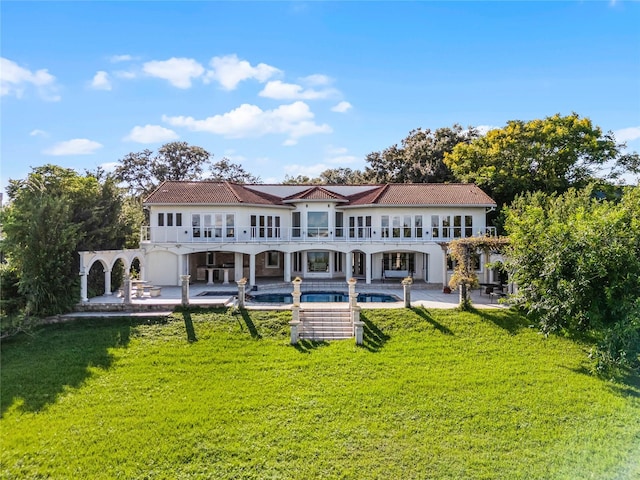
251,215,280,238
307,211,328,237
158,212,182,227
192,213,234,239
292,212,301,238
349,215,371,238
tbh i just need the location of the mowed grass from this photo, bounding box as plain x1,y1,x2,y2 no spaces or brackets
1,308,639,480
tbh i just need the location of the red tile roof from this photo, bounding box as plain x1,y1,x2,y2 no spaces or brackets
346,184,496,206
282,186,349,202
144,181,284,205
144,181,496,207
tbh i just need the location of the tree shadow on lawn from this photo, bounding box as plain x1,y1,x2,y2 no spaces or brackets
294,339,330,353
567,364,640,399
410,306,454,336
0,317,137,416
360,313,390,352
238,309,262,339
474,307,532,335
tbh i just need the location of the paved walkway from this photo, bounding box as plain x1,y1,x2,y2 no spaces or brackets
68,281,507,318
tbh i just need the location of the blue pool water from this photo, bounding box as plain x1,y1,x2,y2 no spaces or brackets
249,291,400,304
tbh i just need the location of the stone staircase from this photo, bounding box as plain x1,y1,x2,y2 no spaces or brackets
299,307,353,341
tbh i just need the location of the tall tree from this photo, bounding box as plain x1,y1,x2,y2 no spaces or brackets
210,158,261,183
2,165,137,316
364,125,478,183
444,113,627,208
115,142,212,197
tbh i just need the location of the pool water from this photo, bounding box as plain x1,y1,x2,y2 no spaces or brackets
249,291,400,304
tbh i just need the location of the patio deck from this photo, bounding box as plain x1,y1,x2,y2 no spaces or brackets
77,279,507,312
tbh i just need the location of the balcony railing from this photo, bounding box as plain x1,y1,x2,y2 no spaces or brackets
141,226,497,244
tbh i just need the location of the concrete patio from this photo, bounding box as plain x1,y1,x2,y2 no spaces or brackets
75,279,508,314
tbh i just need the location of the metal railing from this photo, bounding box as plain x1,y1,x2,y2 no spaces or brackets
141,226,497,244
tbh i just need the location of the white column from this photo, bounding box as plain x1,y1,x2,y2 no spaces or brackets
438,243,449,290
345,252,352,280
80,271,88,302
104,268,112,296
234,253,244,281
365,253,372,284
177,253,184,284
249,254,256,287
284,252,291,283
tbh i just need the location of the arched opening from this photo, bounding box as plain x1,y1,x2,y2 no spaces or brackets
87,260,108,298
111,258,126,295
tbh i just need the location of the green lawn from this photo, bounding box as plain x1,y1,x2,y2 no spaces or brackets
2,308,639,479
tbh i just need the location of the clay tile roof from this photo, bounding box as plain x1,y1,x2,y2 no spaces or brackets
346,184,496,206
283,186,349,202
144,181,284,205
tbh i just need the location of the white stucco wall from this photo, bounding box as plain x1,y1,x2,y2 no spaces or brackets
145,250,179,286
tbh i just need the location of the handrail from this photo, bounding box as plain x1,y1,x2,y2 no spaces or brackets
140,225,498,244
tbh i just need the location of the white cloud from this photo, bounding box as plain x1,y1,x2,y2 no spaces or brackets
143,57,205,88
110,54,135,63
259,80,337,100
284,163,328,177
205,54,281,90
91,71,112,90
30,129,48,137
43,138,103,156
614,126,640,144
301,74,332,86
0,57,60,101
331,101,352,113
124,124,179,143
326,146,348,155
100,162,119,172
114,70,137,80
163,101,332,145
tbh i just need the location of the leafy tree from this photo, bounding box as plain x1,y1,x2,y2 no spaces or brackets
282,175,322,185
2,165,137,317
210,158,261,183
115,142,212,197
503,185,640,372
364,125,478,183
444,113,628,208
318,167,367,184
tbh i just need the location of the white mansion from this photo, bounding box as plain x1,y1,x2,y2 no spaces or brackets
79,181,497,299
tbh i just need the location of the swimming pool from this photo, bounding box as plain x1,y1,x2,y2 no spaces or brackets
248,291,400,304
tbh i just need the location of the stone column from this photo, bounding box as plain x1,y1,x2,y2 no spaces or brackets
123,277,133,305
365,253,372,284
284,252,291,283
292,277,302,306
249,254,256,288
402,276,413,308
345,252,353,280
234,253,244,282
440,243,449,292
289,318,300,345
104,268,112,296
347,277,358,309
236,278,247,308
181,274,190,307
353,306,363,345
80,271,89,302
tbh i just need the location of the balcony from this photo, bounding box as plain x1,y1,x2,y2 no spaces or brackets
141,226,497,244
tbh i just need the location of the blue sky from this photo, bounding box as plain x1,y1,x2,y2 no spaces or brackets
2,1,639,197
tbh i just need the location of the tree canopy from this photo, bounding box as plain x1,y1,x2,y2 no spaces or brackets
115,142,212,197
364,125,479,184
1,165,138,317
443,113,628,208
210,158,261,184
